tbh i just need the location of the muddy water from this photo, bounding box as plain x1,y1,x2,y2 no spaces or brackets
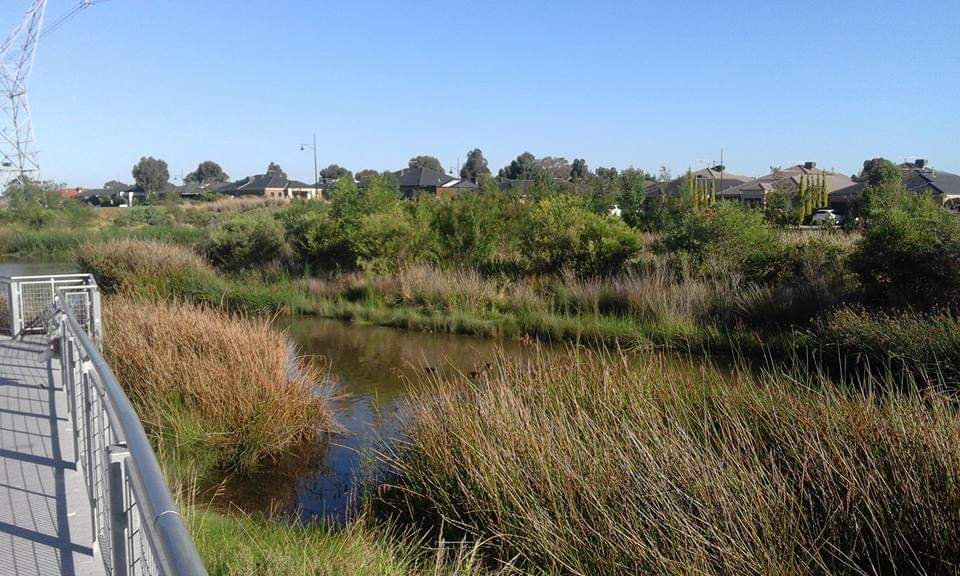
221,317,558,524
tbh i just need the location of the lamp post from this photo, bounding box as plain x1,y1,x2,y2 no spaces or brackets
300,133,319,200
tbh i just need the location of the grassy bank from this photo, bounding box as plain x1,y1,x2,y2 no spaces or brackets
379,348,960,575
0,223,202,261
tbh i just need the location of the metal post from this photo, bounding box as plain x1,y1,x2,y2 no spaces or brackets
8,280,20,336
108,444,130,576
82,362,97,538
313,132,319,201
90,287,103,350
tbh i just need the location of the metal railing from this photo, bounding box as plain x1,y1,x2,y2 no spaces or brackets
1,274,207,576
0,273,100,337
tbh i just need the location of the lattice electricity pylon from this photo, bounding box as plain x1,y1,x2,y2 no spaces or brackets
0,0,48,187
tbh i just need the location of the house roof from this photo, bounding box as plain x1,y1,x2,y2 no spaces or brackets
721,163,855,200
650,167,752,197
392,166,455,188
214,173,289,194
903,167,960,197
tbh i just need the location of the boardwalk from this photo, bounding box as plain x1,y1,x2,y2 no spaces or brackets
0,336,104,576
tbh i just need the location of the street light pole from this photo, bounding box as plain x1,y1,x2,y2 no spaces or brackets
300,133,319,200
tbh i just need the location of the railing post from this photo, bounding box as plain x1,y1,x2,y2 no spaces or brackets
82,359,97,541
90,286,103,350
109,444,130,576
8,281,20,337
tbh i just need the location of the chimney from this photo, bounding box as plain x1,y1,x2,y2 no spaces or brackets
803,161,816,170
915,159,927,168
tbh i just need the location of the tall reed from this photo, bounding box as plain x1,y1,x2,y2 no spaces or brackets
380,348,960,575
102,295,336,476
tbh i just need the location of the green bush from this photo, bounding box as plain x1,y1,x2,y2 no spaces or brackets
113,206,176,227
660,202,787,282
851,194,960,310
353,204,436,272
279,200,353,271
205,212,288,272
426,193,501,268
522,195,640,276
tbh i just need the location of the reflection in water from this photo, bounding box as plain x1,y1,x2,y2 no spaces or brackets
227,317,553,524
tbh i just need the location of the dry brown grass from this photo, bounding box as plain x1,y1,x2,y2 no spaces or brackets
102,294,336,475
381,349,960,575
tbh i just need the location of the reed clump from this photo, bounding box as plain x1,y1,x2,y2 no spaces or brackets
102,295,336,476
381,349,960,575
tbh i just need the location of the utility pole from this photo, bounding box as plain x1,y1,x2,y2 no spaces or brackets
300,133,319,200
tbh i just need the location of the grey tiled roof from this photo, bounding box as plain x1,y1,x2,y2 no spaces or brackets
392,166,455,188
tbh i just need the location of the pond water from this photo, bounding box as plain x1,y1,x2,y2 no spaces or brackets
217,317,565,524
0,261,78,276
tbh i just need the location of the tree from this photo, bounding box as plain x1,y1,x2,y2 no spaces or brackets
103,180,129,191
355,169,380,186
460,149,490,181
858,158,906,213
499,152,539,180
185,160,228,185
266,162,287,179
595,166,618,180
131,156,170,193
534,156,570,179
320,164,352,181
408,155,444,173
570,158,589,182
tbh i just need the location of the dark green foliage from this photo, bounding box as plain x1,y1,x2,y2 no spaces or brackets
354,169,380,186
407,155,443,173
499,152,539,180
266,162,287,179
103,180,129,191
185,161,229,184
570,158,589,182
131,156,170,193
320,164,352,180
205,212,288,272
851,193,960,309
460,149,490,181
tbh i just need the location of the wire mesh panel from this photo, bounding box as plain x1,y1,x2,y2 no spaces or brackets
0,283,11,334
17,277,92,334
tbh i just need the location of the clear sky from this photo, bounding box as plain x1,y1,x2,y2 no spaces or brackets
8,0,960,186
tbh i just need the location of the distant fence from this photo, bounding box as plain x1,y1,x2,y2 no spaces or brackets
0,274,207,576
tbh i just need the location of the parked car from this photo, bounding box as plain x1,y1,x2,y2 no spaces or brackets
810,209,842,226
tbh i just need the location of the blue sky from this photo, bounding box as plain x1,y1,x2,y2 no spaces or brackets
9,0,960,186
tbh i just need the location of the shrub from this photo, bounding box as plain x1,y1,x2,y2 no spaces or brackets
205,211,288,272
279,200,353,272
850,194,960,309
102,295,335,475
353,204,436,273
381,349,960,575
660,202,787,282
427,193,502,268
522,195,640,276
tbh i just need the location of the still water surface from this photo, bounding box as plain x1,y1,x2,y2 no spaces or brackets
222,317,557,523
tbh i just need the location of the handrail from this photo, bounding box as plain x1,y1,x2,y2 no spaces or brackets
56,288,207,576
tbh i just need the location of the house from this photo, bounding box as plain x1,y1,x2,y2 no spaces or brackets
721,162,859,209
818,159,960,215
213,173,321,199
900,159,960,208
392,166,477,197
647,166,752,199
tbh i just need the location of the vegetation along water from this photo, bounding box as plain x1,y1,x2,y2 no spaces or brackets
4,156,960,574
